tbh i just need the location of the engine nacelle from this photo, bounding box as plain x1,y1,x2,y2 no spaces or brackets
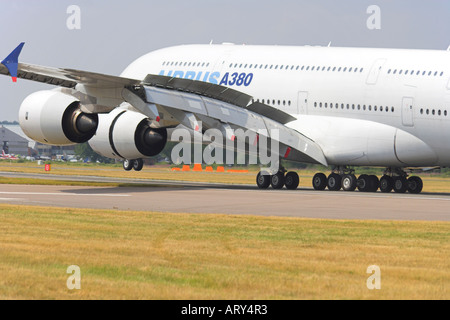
88,108,167,160
19,90,98,145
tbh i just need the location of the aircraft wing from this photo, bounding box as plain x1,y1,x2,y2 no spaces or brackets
0,61,140,89
1,43,328,166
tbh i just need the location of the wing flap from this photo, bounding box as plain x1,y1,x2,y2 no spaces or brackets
142,85,327,165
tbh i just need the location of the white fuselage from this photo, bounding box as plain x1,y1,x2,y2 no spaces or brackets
121,44,450,167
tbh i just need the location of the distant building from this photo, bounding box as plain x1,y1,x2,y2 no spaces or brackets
0,125,29,156
0,125,76,158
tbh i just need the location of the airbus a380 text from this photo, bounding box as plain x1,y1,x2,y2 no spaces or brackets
1,42,450,194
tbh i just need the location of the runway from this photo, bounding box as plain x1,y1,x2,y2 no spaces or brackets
1,172,449,221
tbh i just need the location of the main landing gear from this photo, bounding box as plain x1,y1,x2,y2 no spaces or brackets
123,159,144,171
311,167,423,194
256,168,300,190
255,165,423,194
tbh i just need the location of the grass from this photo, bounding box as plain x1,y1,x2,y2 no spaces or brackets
0,204,448,300
2,161,450,193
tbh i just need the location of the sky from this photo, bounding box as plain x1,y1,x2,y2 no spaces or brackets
0,0,449,121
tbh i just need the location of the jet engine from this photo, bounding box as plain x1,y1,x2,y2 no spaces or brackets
88,108,167,160
19,90,98,145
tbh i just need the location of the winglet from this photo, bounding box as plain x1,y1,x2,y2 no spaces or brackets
1,42,25,82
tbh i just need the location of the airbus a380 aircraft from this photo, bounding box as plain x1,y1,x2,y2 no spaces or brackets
1,42,450,194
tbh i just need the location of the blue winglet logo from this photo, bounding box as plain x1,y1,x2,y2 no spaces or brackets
1,42,25,82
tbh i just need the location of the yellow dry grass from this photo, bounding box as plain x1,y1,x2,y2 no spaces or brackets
2,162,450,193
0,204,448,300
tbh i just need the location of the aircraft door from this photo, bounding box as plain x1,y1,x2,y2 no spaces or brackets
401,97,414,127
297,91,309,114
366,58,387,85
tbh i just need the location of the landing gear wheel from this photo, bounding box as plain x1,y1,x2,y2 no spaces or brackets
312,173,327,190
407,176,423,194
357,174,370,192
256,171,271,189
271,171,285,189
133,159,144,171
285,171,299,190
123,159,133,171
393,176,408,193
327,173,342,191
379,175,394,193
368,175,380,192
341,174,357,191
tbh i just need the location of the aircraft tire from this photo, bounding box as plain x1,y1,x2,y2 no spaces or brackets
312,173,327,190
123,159,133,171
256,171,271,189
285,171,299,190
379,175,394,193
271,171,285,189
393,176,408,193
407,176,423,194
